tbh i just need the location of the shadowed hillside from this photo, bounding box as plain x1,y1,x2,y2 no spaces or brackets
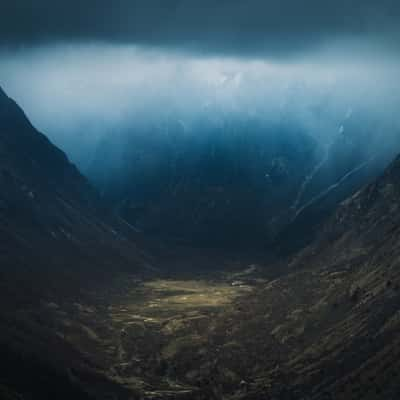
0,87,152,399
0,86,150,294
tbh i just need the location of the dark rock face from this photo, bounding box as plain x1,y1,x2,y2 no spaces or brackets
0,86,144,286
0,85,97,231
0,87,146,400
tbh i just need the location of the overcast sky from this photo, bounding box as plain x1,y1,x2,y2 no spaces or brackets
1,1,399,172
1,1,399,58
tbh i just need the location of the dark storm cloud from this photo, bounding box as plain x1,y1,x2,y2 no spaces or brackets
1,0,399,56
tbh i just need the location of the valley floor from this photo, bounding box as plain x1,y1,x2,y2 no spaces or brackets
35,265,265,399
17,249,400,400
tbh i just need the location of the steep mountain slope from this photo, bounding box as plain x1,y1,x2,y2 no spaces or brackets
88,107,398,250
0,86,149,399
89,117,319,248
0,86,148,294
224,154,400,399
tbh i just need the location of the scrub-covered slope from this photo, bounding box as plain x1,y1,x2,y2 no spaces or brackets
229,154,400,399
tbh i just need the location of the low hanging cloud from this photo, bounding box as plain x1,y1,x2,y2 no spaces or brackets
1,0,399,174
1,44,399,172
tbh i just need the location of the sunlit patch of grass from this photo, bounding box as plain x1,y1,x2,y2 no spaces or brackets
142,279,250,311
107,279,253,327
